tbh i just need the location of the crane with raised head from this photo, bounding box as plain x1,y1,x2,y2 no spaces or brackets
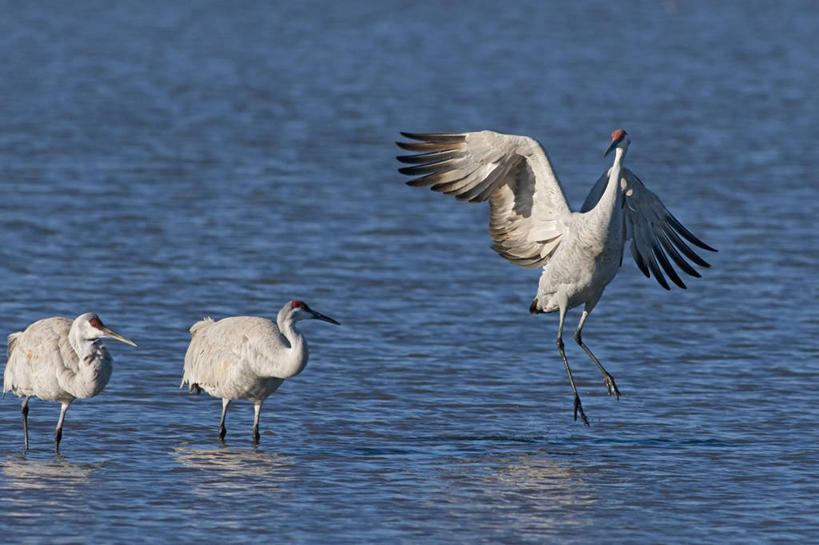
397,129,716,425
181,300,339,443
3,313,137,451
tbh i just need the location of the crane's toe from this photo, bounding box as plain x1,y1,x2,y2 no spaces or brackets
603,374,621,400
573,395,590,426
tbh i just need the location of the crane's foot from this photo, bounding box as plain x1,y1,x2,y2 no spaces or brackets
603,373,620,400
573,395,590,426
218,424,227,441
252,426,260,444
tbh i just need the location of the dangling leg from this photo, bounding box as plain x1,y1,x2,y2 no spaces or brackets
252,401,263,444
55,401,71,453
573,302,620,400
21,396,31,451
556,301,589,426
218,399,230,441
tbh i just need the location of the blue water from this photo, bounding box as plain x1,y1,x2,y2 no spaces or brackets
1,1,817,543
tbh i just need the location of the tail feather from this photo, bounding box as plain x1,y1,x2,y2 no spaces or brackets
7,332,21,359
189,317,215,336
182,318,216,390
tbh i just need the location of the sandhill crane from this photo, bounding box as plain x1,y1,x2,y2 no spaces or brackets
181,300,339,443
3,313,137,451
397,129,716,425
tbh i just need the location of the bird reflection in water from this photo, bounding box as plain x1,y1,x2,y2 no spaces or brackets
172,447,295,495
0,456,95,490
433,452,598,531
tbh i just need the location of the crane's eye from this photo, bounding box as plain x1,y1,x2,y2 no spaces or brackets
88,317,104,330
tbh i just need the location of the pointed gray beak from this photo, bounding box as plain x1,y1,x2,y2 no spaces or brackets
603,138,619,158
310,310,340,325
101,326,138,347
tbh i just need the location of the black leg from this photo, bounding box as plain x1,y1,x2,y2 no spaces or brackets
252,401,263,444
556,304,589,426
21,396,31,451
574,307,620,400
55,402,70,453
218,399,230,441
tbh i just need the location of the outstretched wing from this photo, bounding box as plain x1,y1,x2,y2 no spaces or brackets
397,131,572,268
583,167,717,289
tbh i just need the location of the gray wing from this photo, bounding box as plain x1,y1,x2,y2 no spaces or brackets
397,130,572,268
182,317,228,391
182,317,285,391
3,317,75,397
583,167,717,289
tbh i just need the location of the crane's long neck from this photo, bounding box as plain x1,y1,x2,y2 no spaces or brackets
64,330,112,398
275,313,309,379
591,147,627,225
68,328,106,366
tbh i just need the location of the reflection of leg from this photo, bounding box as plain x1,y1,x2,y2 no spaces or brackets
219,399,230,441
556,302,589,426
252,401,263,444
55,402,71,452
21,396,31,451
574,306,620,400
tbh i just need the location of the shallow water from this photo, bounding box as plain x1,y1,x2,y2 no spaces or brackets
1,1,817,543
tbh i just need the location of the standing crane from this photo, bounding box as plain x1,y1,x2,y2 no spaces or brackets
397,129,716,425
3,313,137,451
181,300,339,443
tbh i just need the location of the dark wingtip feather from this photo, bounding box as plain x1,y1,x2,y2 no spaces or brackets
398,162,451,176
659,232,700,278
399,132,465,143
396,149,460,165
631,244,651,278
667,215,718,252
647,255,671,290
663,225,712,268
653,244,687,289
396,140,451,152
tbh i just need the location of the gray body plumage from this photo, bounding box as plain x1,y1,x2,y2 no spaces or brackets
4,316,113,403
182,316,298,402
3,312,136,451
181,300,339,442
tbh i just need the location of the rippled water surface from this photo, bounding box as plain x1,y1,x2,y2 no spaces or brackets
1,2,817,543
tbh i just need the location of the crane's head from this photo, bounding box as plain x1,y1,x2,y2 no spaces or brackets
289,300,340,325
74,312,138,346
603,128,630,158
